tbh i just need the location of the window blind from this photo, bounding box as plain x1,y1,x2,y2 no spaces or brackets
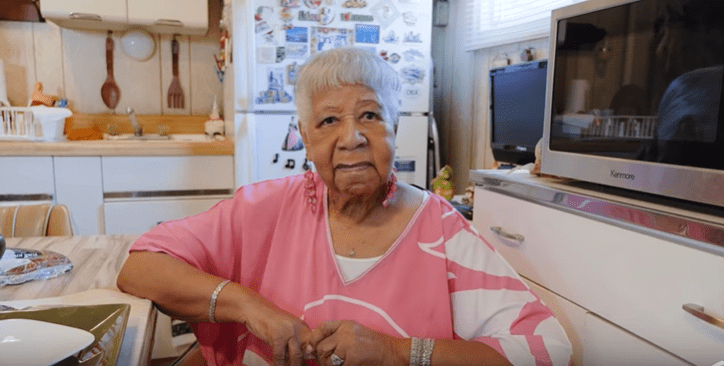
464,0,585,51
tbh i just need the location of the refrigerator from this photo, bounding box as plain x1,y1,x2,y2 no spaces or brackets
226,0,436,188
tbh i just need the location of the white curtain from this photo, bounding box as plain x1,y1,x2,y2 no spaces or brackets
464,0,585,51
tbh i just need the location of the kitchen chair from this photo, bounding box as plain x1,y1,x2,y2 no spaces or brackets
0,203,73,237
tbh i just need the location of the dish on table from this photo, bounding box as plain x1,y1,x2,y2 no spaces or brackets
0,303,131,366
0,318,95,365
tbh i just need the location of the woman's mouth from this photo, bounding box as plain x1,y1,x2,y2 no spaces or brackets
335,162,374,171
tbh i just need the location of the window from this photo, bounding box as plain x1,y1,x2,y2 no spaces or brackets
464,0,584,51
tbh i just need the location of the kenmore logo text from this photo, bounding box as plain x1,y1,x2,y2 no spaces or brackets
610,170,635,180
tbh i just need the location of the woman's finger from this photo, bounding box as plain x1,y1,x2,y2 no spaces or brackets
287,335,304,366
308,320,342,347
271,340,287,366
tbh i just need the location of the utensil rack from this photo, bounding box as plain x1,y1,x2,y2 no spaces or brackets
0,107,40,141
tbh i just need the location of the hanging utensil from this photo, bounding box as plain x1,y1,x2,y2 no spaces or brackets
167,35,184,109
101,31,120,110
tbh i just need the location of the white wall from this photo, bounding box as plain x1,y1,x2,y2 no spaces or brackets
431,0,549,193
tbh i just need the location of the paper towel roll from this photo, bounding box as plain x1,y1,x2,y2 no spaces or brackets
566,79,589,113
0,59,9,106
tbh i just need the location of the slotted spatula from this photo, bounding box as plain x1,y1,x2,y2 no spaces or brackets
167,35,184,109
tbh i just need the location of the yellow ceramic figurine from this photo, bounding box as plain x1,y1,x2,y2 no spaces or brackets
431,165,454,201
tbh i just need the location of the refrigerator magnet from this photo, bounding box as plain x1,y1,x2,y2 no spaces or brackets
305,0,322,9
311,27,353,53
342,0,368,8
403,31,422,43
286,27,309,43
282,0,301,7
402,12,417,26
403,49,424,62
257,47,278,64
341,13,374,21
319,7,335,25
287,62,300,84
370,0,400,29
383,30,399,43
355,24,380,44
286,44,309,59
400,65,425,84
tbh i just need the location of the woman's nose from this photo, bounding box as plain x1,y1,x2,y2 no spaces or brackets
338,120,367,150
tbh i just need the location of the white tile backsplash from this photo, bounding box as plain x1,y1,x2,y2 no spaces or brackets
0,21,224,117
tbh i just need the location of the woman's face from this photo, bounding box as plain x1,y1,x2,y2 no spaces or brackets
300,84,396,198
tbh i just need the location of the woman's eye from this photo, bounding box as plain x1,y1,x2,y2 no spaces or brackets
361,111,379,121
319,117,336,126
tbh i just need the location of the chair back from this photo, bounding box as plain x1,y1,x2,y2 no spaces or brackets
0,203,73,237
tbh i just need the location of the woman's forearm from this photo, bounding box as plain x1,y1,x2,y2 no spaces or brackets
117,251,249,323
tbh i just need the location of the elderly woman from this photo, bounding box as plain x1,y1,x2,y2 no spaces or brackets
117,47,571,366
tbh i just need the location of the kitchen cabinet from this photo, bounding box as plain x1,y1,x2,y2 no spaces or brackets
0,157,54,199
471,169,724,365
53,157,104,235
582,312,690,365
40,0,208,35
101,156,234,234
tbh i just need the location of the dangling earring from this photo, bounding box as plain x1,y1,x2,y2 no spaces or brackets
304,169,317,213
382,170,398,208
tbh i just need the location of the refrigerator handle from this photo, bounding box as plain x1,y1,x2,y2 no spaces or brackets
429,116,441,175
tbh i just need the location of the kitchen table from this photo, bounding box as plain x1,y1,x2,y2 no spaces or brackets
0,234,156,366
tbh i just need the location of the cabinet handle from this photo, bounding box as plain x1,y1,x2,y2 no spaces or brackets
154,19,184,27
69,13,102,21
490,226,524,246
683,303,724,330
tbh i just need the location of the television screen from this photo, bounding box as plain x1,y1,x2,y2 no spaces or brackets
490,60,548,166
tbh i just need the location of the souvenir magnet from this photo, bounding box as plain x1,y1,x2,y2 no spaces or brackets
370,0,400,29
286,44,309,59
382,30,399,43
403,31,422,43
281,0,300,7
311,27,353,53
400,65,425,84
342,0,367,7
403,84,421,99
304,0,322,9
286,27,309,43
403,49,424,61
319,7,335,25
355,24,380,44
402,12,417,26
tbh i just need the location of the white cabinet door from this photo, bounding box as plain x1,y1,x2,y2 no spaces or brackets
521,277,586,366
127,0,207,34
473,186,724,365
40,0,127,29
102,156,234,193
53,157,104,235
583,312,691,366
0,157,54,198
103,197,228,235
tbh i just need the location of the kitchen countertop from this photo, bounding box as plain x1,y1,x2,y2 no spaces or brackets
0,139,234,156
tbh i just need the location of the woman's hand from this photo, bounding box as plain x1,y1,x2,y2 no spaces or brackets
306,320,406,366
242,294,312,366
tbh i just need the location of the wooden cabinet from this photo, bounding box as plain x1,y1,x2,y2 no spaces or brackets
471,170,724,365
103,197,226,235
40,0,207,35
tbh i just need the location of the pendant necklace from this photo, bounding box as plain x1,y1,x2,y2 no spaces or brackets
348,248,355,257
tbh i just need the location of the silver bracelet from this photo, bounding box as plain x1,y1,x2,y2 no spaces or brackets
410,337,434,366
209,279,230,323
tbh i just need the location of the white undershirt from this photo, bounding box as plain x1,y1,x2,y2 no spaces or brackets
335,254,383,281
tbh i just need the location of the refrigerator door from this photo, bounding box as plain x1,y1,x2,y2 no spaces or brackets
235,0,433,113
245,113,309,184
394,116,429,188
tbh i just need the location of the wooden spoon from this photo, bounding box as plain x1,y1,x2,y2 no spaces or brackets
101,31,120,110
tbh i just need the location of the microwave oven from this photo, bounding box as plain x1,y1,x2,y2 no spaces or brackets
541,0,724,209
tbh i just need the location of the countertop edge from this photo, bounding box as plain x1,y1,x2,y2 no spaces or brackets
0,140,234,156
470,169,724,257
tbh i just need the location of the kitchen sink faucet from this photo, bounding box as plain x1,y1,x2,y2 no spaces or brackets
127,107,143,136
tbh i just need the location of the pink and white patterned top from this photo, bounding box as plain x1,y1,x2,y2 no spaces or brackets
130,173,572,366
